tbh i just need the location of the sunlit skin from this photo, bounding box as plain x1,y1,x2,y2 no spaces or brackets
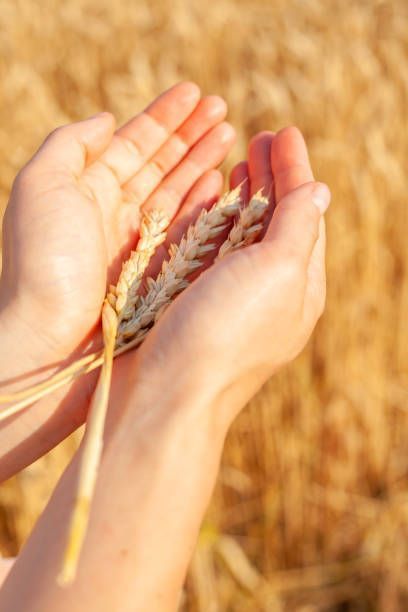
0,82,330,610
0,81,236,476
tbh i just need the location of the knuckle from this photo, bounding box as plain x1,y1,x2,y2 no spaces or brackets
120,134,142,159
44,124,78,150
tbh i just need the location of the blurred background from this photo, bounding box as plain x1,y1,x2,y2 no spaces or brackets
0,0,407,609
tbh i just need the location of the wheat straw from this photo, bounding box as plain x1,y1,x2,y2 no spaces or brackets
0,334,149,422
58,300,117,585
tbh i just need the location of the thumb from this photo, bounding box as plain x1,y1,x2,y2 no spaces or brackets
27,113,116,177
264,181,330,264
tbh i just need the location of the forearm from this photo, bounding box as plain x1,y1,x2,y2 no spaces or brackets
0,354,227,612
0,307,98,479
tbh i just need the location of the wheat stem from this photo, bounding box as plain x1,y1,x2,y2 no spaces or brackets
0,332,149,423
58,301,117,585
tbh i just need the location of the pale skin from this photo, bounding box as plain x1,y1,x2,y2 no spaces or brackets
0,82,330,611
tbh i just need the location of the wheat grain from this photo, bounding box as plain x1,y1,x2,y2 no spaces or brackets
216,190,269,260
109,209,169,322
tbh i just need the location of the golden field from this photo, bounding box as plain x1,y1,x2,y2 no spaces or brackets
0,0,407,610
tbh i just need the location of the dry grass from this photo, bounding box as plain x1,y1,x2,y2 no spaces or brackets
0,0,407,610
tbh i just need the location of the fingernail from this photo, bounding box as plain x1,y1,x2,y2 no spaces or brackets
311,183,331,214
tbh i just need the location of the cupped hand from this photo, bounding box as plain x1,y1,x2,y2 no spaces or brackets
0,83,235,477
0,82,235,361
121,127,330,432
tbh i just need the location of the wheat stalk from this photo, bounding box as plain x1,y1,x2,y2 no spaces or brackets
0,334,148,422
58,300,117,585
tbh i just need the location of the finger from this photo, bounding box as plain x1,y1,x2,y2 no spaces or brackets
96,81,201,185
248,131,274,199
271,126,314,203
165,169,224,245
141,121,236,219
301,216,327,328
122,96,227,205
264,182,330,265
147,170,224,277
27,113,116,177
229,161,250,203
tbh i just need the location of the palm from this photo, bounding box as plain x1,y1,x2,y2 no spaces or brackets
1,83,234,357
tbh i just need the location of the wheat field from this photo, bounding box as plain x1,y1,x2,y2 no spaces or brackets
0,1,407,610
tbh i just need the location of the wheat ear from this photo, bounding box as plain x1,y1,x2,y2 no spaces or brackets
109,209,169,322
216,190,269,260
116,186,242,345
58,301,117,585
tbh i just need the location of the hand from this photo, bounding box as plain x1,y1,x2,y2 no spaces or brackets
0,81,234,361
118,126,330,434
0,82,235,478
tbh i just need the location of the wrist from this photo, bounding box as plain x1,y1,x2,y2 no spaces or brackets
109,339,270,445
99,358,228,608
